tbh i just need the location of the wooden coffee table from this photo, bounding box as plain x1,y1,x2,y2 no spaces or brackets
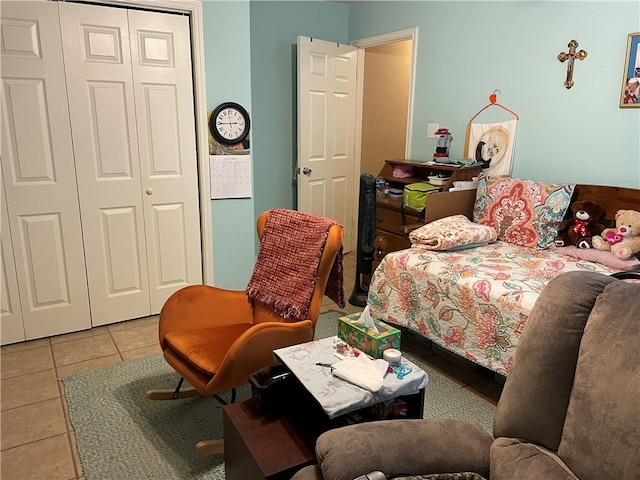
223,395,329,480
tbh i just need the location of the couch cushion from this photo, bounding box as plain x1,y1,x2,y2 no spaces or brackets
557,279,640,480
490,438,578,480
473,176,574,248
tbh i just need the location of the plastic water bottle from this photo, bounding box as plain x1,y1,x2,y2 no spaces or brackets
376,175,385,197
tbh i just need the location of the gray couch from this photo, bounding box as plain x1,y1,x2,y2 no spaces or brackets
292,271,640,480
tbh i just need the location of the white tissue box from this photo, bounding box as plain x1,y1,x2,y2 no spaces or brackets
338,313,401,359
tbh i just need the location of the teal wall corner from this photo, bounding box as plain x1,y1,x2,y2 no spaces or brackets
201,0,640,289
203,0,256,288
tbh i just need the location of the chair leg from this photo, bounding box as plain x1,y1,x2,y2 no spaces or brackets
195,439,224,455
146,380,233,455
146,377,202,401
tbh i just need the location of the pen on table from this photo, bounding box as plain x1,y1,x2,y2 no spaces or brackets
316,362,334,368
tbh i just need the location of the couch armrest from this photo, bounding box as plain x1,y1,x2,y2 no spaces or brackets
309,419,492,480
292,465,324,480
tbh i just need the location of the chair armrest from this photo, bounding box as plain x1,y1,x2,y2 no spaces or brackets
203,320,314,395
313,419,492,480
292,465,323,480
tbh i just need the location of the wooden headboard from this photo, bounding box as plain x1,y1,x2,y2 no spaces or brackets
572,184,640,226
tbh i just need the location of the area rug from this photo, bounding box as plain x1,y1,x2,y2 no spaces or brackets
63,310,495,480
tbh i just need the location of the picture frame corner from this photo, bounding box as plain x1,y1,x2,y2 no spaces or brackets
619,32,640,108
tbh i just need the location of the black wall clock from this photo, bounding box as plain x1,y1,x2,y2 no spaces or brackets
209,102,250,146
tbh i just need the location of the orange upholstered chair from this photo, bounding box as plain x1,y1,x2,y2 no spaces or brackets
146,209,344,454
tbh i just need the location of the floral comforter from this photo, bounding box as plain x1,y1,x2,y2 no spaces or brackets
367,241,618,376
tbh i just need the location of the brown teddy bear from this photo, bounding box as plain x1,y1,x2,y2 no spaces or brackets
592,209,640,260
554,200,605,249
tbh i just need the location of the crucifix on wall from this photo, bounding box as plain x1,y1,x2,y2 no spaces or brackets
558,40,588,89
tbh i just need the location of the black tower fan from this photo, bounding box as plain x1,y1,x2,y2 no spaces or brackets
349,173,377,307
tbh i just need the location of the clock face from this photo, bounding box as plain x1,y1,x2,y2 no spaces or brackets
210,102,250,145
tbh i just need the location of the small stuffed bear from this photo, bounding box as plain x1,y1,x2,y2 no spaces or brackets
592,209,640,259
554,200,605,249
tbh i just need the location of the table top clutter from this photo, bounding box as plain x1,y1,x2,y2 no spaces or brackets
273,336,428,419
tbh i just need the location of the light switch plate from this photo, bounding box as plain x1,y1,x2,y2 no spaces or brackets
427,123,439,138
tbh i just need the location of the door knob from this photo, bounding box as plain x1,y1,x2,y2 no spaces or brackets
302,167,312,176
146,188,154,195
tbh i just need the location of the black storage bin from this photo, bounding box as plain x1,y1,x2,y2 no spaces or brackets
248,364,297,413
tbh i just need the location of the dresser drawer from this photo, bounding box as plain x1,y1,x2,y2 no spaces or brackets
375,206,418,233
375,229,409,252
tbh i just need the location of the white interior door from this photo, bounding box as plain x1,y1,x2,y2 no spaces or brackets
0,1,91,340
297,36,357,252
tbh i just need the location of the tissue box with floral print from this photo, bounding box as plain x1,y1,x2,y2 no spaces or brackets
338,312,401,359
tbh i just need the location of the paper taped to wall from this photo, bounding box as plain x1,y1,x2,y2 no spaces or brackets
210,155,252,199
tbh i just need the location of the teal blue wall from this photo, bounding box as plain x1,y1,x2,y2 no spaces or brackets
249,1,349,213
203,1,255,289
202,0,347,288
348,1,640,187
202,0,639,288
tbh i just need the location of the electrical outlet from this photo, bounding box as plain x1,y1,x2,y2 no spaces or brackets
427,123,439,138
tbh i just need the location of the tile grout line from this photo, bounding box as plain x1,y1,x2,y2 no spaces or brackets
52,337,85,480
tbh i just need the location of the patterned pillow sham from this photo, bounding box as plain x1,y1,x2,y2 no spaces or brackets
473,176,575,249
409,214,497,250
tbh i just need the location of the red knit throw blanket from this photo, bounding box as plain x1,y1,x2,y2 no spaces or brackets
246,209,345,321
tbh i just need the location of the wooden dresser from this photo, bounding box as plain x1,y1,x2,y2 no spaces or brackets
374,159,481,257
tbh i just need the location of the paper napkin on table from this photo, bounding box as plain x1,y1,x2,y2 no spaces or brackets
331,354,389,392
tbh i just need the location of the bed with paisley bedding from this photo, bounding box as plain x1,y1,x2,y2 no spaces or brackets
367,178,640,376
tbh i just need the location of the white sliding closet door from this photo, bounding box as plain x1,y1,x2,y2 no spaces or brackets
0,2,91,340
128,9,202,312
59,2,202,325
1,170,25,344
60,4,151,325
1,1,203,343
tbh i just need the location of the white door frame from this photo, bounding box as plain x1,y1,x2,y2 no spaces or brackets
350,28,418,249
62,0,214,285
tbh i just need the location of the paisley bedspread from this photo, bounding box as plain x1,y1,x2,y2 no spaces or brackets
367,241,618,376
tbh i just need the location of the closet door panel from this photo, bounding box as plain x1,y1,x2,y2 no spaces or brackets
1,174,24,344
129,10,202,312
60,2,151,326
100,207,145,293
0,2,91,342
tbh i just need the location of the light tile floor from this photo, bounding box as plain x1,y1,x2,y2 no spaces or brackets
0,252,502,480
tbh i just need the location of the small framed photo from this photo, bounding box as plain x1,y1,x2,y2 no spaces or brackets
620,32,640,108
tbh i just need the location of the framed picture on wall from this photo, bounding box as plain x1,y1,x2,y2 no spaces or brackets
620,32,640,108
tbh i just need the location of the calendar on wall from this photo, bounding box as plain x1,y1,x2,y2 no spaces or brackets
209,155,253,199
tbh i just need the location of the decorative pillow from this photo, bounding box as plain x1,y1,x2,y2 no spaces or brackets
473,176,575,249
555,246,640,270
409,214,497,250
